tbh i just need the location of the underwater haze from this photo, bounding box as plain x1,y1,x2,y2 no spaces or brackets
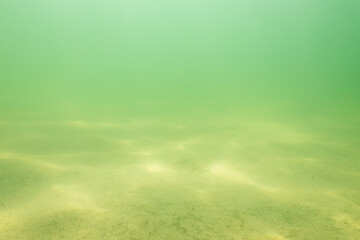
1,0,360,239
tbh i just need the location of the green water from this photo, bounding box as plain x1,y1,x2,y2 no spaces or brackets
1,1,360,239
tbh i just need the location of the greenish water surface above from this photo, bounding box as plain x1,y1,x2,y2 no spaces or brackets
0,1,360,239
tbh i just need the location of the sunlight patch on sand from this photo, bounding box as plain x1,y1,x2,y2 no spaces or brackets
133,150,155,157
322,190,340,199
0,121,11,126
51,185,105,213
193,189,211,204
66,120,90,128
175,144,185,150
171,139,201,150
333,214,360,229
246,120,315,145
143,162,173,175
302,157,316,162
209,163,279,193
0,152,65,171
0,210,19,234
265,233,288,240
117,139,134,145
65,120,123,128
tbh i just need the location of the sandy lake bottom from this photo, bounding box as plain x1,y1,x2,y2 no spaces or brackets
1,114,359,240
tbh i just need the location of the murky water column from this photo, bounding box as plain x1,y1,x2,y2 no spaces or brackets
1,0,360,239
